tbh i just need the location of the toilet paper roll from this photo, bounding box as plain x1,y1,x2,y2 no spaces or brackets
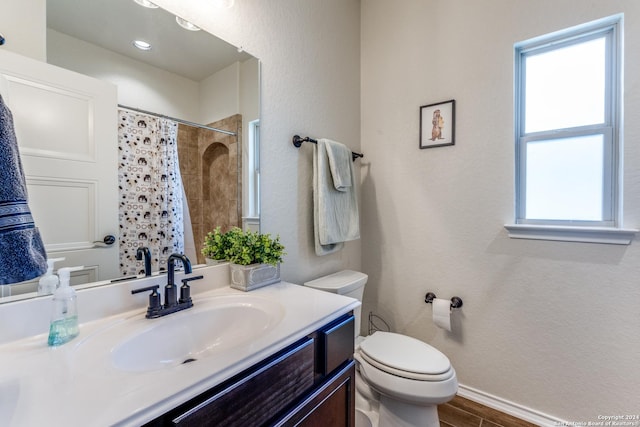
432,298,452,331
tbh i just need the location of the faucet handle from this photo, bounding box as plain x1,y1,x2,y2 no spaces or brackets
179,275,204,306
131,284,160,295
132,285,162,318
181,275,204,285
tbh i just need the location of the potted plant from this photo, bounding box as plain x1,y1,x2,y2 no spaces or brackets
224,227,286,291
201,226,230,265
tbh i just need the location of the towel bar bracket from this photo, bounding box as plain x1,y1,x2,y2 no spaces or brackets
293,134,315,148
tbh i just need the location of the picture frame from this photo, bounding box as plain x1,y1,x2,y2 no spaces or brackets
420,99,455,149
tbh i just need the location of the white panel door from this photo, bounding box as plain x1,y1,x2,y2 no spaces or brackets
0,49,119,286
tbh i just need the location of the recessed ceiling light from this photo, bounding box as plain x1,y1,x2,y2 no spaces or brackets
133,0,159,8
132,40,152,51
175,16,201,31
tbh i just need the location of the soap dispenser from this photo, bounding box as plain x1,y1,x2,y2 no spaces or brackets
37,257,65,295
47,266,83,347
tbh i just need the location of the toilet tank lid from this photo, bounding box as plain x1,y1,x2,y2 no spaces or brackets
304,270,368,295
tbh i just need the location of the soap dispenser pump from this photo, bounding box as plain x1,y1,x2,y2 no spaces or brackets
47,266,83,347
37,257,65,295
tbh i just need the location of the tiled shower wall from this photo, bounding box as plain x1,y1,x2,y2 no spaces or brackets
177,114,242,264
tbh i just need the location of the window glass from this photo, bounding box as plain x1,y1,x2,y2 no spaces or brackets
524,37,606,133
525,135,604,221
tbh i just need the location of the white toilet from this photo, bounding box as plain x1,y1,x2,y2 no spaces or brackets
304,270,457,427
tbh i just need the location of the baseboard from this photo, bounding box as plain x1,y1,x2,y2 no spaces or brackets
457,383,566,427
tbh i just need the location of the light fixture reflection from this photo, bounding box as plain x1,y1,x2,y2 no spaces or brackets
175,16,201,32
133,0,159,8
132,40,152,51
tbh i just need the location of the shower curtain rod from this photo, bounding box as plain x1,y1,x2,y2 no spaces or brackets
118,104,237,136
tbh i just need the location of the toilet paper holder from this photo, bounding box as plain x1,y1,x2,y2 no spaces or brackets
424,292,463,309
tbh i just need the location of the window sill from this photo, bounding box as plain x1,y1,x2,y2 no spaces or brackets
504,224,638,245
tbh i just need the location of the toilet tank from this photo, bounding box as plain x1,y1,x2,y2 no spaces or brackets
304,270,368,337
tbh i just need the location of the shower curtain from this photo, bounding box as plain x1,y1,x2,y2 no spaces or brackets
117,110,185,276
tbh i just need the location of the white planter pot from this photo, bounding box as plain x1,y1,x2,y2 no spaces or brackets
230,263,280,291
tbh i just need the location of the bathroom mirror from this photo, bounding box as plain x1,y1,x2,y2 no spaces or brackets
0,0,260,302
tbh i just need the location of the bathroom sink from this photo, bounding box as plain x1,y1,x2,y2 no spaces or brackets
89,295,284,373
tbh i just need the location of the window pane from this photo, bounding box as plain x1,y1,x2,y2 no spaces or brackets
525,135,603,220
524,37,606,133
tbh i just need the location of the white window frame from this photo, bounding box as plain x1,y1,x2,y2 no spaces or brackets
505,14,637,244
247,119,260,218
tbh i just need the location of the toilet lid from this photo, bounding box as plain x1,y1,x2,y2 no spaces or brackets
359,332,451,375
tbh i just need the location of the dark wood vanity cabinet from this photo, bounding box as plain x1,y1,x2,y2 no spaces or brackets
144,313,355,427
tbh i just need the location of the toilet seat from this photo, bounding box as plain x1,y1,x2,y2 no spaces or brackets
354,352,458,406
358,332,454,381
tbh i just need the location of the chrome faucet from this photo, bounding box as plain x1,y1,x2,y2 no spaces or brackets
136,247,152,277
131,253,203,318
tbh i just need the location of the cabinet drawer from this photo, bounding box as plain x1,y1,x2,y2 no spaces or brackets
170,338,315,427
317,314,354,376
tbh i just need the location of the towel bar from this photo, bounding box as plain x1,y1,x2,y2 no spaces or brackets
293,135,363,161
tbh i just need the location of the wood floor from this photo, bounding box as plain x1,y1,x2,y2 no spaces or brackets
438,396,540,427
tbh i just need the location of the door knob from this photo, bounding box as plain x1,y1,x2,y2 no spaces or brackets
92,234,116,247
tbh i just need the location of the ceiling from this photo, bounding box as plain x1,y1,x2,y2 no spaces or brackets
46,0,252,81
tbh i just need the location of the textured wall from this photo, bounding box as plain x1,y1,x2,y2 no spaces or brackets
155,0,363,284
361,0,640,421
0,0,45,61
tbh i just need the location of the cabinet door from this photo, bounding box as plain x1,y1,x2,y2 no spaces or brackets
277,361,356,427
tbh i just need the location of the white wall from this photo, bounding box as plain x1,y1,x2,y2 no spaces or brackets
361,0,640,422
199,61,240,124
48,29,260,128
0,0,45,61
199,58,260,129
154,0,363,285
47,29,201,122
240,57,260,127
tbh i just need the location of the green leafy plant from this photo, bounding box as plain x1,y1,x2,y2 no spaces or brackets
225,227,286,266
201,226,231,261
202,227,286,266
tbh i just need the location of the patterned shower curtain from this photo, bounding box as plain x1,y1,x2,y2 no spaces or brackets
117,110,184,276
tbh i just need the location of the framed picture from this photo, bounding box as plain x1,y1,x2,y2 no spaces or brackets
420,99,455,149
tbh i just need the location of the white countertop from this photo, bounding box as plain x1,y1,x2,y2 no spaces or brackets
0,280,359,426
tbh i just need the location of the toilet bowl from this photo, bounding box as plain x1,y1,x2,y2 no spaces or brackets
304,270,458,427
